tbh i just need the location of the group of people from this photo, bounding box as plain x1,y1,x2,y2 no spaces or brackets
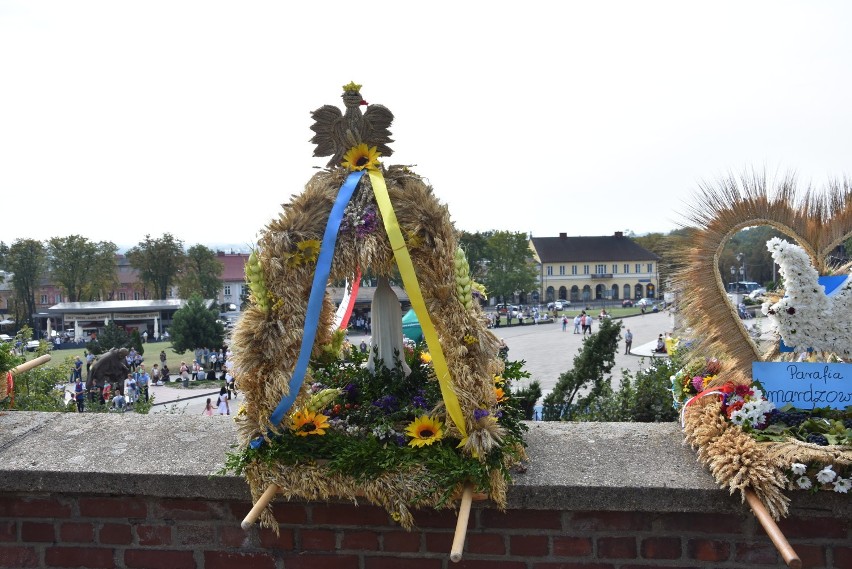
202,386,233,416
562,312,595,335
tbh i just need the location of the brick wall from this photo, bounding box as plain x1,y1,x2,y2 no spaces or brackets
1,492,849,569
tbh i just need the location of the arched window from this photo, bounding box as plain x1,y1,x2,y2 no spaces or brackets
623,284,631,300
595,284,605,299
611,284,619,300
546,286,555,302
570,285,579,301
559,286,568,301
634,284,643,299
582,285,591,301
646,284,656,298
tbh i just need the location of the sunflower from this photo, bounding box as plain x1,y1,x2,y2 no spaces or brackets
420,352,432,364
296,239,322,264
494,387,508,403
291,410,330,436
405,415,444,448
341,143,381,171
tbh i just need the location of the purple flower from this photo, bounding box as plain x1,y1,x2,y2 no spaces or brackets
356,207,378,238
691,376,704,392
343,383,359,402
474,408,490,421
372,394,400,413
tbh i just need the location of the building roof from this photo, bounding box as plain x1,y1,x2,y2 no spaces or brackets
531,232,661,263
217,253,250,282
47,299,196,314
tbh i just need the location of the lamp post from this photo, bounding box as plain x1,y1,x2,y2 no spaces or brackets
730,265,736,292
736,252,746,282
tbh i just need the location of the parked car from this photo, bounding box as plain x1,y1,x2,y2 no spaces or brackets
635,298,656,308
25,340,42,352
621,299,634,307
748,287,767,300
554,299,571,310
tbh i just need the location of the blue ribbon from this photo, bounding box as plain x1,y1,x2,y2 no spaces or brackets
251,170,365,448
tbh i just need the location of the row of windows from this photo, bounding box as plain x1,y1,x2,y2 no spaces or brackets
33,284,243,306
547,262,655,277
547,283,657,301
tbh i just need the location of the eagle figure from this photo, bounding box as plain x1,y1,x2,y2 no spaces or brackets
310,82,394,168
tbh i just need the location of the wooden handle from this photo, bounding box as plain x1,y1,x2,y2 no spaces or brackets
450,484,474,563
744,488,801,569
11,355,52,376
240,484,280,530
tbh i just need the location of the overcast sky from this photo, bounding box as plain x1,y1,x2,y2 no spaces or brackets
2,1,851,251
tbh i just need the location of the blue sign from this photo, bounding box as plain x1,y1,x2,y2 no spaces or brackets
779,275,850,352
753,362,852,409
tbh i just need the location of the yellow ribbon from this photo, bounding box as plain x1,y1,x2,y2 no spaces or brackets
368,170,467,438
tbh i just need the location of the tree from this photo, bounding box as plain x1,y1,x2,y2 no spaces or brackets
178,245,224,299
542,317,622,421
0,241,9,270
169,294,224,354
89,321,130,354
482,231,538,304
47,235,118,302
126,234,185,300
458,230,491,281
7,239,47,330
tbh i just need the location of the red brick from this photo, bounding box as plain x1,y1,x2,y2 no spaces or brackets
795,544,825,568
687,539,730,562
228,502,251,520
481,509,562,529
640,537,681,560
382,530,421,552
155,499,225,521
365,558,442,569
553,536,593,557
99,523,132,545
734,542,778,564
0,497,72,519
21,521,54,542
467,532,506,555
528,561,616,569
124,549,195,569
0,522,16,542
451,561,527,569
0,546,39,568
284,554,359,569
300,528,336,550
219,526,251,548
79,497,146,519
424,531,453,553
271,501,308,524
597,536,636,559
834,546,852,568
775,517,848,539
657,512,745,534
411,508,463,528
136,524,171,546
510,534,549,556
258,527,295,549
341,530,379,550
175,524,216,546
569,512,650,532
311,503,388,526
45,546,115,568
59,522,94,543
204,551,276,569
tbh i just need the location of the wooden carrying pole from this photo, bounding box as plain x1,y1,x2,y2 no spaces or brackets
241,484,280,530
449,484,474,563
744,488,801,569
11,354,52,376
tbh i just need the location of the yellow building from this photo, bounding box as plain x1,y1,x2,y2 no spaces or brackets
529,232,660,303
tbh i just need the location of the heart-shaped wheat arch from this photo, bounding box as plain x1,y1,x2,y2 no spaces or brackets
677,173,852,382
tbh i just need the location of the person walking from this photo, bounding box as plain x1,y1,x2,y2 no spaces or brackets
624,328,633,354
573,314,581,334
135,364,150,402
74,378,85,413
203,398,215,417
561,315,568,332
159,350,167,367
217,386,230,415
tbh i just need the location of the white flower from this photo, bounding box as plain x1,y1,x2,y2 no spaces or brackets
729,409,746,426
816,465,837,484
791,463,807,476
796,475,812,489
833,477,851,493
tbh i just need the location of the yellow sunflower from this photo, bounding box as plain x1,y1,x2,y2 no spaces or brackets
296,239,322,264
341,143,381,171
494,387,508,403
291,410,330,436
405,415,444,448
420,352,432,364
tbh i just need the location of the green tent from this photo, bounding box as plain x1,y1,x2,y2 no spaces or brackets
401,309,422,342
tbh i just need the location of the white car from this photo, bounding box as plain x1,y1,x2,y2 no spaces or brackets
554,300,571,310
25,340,42,352
748,287,767,300
635,298,657,307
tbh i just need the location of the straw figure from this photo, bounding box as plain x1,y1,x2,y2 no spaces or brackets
228,83,527,531
675,173,852,518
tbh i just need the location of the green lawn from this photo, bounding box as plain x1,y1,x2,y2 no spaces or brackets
21,340,203,374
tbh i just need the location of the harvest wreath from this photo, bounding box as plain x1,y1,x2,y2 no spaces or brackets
222,84,528,554
675,174,852,568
